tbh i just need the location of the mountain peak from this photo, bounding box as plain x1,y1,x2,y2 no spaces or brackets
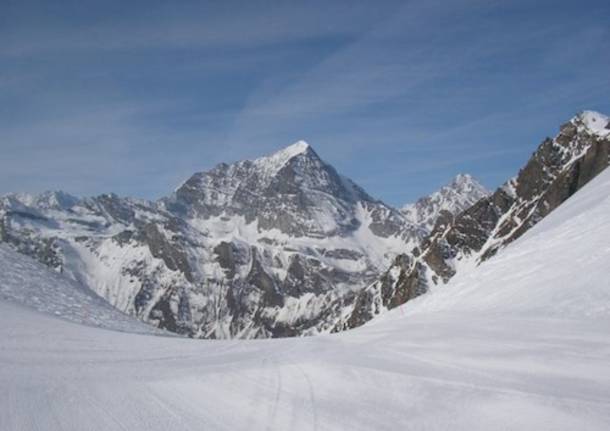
401,174,489,231
281,140,310,156
169,137,413,242
574,110,610,137
251,140,317,176
450,173,474,186
448,173,487,194
260,140,312,162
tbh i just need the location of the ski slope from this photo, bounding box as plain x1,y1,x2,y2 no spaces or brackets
1,170,610,430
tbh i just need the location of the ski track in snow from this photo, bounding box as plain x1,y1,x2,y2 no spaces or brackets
1,171,610,430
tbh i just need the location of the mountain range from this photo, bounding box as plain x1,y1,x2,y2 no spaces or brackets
1,111,608,338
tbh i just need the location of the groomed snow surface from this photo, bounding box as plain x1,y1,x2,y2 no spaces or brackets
2,170,610,430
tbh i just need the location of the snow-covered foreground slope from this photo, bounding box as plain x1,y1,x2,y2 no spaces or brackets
1,169,610,430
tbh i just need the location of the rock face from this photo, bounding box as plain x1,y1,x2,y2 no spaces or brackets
0,142,427,338
401,174,489,231
344,111,610,328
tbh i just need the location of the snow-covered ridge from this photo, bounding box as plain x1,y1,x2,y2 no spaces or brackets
576,110,610,137
252,140,312,174
1,190,80,212
442,109,610,267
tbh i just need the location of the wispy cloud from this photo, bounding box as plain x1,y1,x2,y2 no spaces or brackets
0,2,390,56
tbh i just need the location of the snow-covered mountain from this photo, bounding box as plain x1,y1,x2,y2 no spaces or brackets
343,110,610,328
166,141,411,239
401,173,489,231
0,142,424,338
2,165,609,431
2,111,608,338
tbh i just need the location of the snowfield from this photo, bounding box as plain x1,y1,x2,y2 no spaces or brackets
0,245,164,336
1,170,610,430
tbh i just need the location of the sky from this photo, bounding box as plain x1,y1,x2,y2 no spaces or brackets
1,0,609,206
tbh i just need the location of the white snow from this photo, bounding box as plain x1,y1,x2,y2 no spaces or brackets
578,110,610,137
229,140,313,181
188,204,413,287
1,166,610,429
0,244,163,335
269,139,310,159
4,191,80,211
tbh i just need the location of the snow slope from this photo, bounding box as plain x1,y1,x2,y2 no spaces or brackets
0,244,163,335
1,169,610,430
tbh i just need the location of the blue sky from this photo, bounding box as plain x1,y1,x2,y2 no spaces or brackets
1,0,609,206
